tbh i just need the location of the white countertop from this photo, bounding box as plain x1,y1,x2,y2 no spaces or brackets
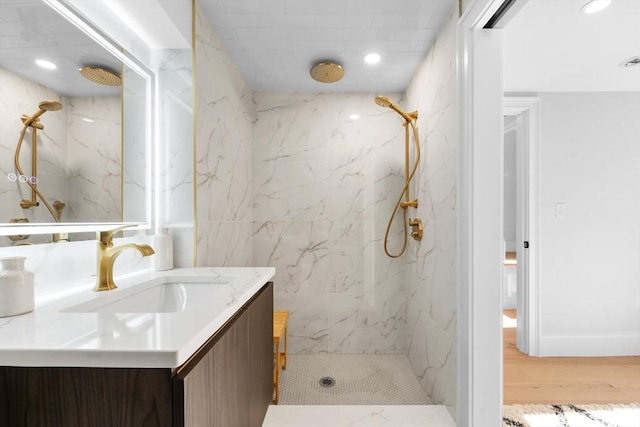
0,267,275,368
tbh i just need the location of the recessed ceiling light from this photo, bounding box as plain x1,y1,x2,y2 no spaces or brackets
580,0,611,14
35,59,57,70
82,117,95,123
350,114,360,120
364,53,381,65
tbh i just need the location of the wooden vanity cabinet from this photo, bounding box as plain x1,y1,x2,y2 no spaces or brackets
173,281,273,427
0,282,273,427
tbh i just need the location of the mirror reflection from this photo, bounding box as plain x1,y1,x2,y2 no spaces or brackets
0,0,148,243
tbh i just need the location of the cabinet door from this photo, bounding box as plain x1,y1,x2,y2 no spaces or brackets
175,312,249,427
246,282,273,426
0,367,172,427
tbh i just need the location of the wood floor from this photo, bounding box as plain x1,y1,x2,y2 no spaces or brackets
503,309,640,405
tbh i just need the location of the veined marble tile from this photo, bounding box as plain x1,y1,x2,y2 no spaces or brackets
67,97,121,177
66,174,121,222
328,289,406,354
262,405,456,427
196,220,252,267
195,2,253,270
252,221,330,294
252,92,405,223
67,96,122,223
424,320,456,407
404,4,458,412
327,221,366,296
275,291,329,354
195,97,252,222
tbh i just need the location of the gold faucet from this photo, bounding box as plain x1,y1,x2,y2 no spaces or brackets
94,225,155,292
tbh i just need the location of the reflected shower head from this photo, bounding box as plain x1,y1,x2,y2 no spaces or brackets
38,100,62,112
22,100,63,127
79,66,122,86
373,95,417,122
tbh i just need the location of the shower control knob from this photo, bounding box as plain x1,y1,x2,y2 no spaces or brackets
409,218,423,241
401,199,419,209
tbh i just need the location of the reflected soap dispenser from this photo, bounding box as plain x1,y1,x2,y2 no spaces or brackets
153,228,173,271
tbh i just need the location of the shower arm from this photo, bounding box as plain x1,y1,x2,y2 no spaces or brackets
14,124,62,222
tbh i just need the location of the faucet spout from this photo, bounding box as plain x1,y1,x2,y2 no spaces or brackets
94,226,155,292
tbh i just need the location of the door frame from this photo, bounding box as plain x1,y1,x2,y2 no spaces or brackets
504,96,541,357
457,0,524,424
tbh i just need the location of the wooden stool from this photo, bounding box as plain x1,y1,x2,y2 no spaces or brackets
273,310,289,404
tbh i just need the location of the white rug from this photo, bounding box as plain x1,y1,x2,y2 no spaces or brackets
503,403,640,427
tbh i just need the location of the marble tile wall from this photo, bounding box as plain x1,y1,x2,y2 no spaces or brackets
66,96,121,223
404,5,458,415
252,92,408,354
194,1,253,267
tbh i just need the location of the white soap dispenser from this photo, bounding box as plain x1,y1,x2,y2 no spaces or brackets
153,228,173,271
0,256,35,317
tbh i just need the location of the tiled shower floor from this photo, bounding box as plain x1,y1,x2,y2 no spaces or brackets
277,354,431,405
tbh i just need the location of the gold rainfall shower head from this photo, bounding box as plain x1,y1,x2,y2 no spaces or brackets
79,66,122,86
310,62,344,83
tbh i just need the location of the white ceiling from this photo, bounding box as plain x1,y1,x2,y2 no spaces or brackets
504,0,640,92
0,0,120,98
198,0,457,93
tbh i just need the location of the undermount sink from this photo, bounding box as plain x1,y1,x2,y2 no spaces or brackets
62,276,234,314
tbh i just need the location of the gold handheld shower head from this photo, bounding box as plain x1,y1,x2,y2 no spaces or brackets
38,100,62,111
22,100,63,127
374,96,393,107
374,96,417,122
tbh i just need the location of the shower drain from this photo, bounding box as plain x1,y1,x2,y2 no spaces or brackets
319,376,336,388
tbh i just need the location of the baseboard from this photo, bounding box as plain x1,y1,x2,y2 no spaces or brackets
539,334,640,357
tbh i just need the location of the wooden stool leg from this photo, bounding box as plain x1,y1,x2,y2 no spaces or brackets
274,339,280,404
283,325,288,370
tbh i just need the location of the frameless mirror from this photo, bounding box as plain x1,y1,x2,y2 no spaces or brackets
0,0,152,245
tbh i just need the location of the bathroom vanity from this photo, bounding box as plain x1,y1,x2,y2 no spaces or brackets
0,267,275,427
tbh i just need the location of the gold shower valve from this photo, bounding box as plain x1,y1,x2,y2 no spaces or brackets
409,218,423,241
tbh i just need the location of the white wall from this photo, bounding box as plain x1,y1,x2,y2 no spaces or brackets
537,92,640,356
503,117,517,251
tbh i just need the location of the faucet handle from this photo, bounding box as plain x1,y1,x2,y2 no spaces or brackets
98,224,137,245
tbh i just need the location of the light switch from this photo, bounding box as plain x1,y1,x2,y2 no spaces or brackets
556,203,566,219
